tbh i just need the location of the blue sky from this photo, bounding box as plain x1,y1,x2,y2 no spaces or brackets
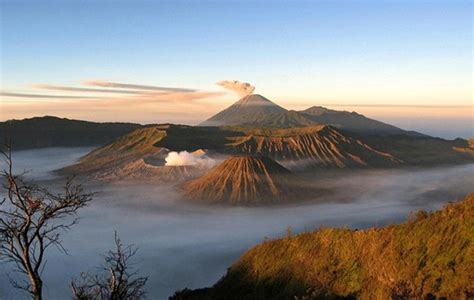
0,0,472,138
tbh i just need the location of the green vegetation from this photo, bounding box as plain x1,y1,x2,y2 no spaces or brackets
172,194,474,299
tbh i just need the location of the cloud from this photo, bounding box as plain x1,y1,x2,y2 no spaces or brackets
84,81,197,93
0,92,96,99
137,91,225,102
217,80,255,97
33,84,144,94
3,81,223,103
1,80,226,123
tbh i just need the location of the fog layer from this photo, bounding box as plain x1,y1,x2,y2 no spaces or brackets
0,148,473,299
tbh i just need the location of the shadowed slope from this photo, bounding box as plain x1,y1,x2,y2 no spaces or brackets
0,116,141,150
172,194,474,299
182,156,310,205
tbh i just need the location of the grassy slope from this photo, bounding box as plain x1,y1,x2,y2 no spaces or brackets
172,194,474,299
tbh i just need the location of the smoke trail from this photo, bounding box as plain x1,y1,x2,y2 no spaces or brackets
217,80,255,97
164,151,216,168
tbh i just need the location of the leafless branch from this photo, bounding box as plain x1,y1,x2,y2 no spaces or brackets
0,142,94,300
71,231,148,300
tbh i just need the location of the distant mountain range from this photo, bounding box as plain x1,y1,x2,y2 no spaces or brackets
171,193,474,299
201,94,422,136
0,95,456,152
0,116,141,150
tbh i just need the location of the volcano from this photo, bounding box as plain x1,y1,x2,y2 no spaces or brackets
200,94,423,137
200,94,287,126
182,155,311,205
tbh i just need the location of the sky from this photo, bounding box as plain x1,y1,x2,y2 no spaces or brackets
0,0,472,138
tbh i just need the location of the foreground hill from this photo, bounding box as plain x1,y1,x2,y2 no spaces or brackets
0,116,141,150
172,194,474,299
182,156,312,205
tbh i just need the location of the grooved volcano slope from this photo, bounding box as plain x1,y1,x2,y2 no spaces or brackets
182,156,307,205
229,126,401,168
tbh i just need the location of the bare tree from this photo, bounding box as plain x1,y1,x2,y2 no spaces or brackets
0,144,93,300
71,232,148,300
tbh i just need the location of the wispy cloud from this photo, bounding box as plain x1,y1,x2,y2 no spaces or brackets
137,91,225,102
33,84,144,94
0,92,96,99
0,80,226,123
84,80,197,92
2,80,223,103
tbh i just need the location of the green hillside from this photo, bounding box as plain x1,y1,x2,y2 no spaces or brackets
172,194,474,299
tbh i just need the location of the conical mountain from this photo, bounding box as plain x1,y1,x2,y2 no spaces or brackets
182,155,307,205
200,94,287,126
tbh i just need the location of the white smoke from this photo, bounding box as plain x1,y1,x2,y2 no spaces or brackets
165,151,215,168
217,80,255,97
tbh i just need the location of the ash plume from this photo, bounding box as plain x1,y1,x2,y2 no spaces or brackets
217,80,255,97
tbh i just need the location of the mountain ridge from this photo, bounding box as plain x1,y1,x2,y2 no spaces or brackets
0,116,141,150
201,94,421,136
